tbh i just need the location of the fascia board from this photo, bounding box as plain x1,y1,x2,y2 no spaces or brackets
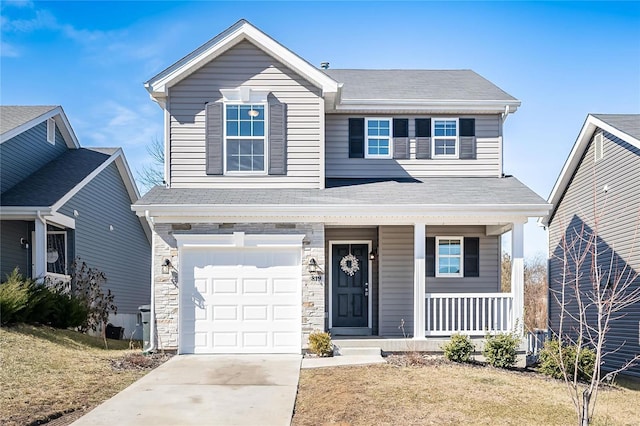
332,99,521,113
0,106,80,148
540,113,640,226
0,207,74,228
146,22,339,98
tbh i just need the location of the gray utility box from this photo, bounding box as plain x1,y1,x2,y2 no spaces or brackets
138,305,151,352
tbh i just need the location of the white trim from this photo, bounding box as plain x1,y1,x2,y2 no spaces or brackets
174,232,305,248
0,106,80,148
435,236,464,278
332,99,521,114
46,118,56,144
223,102,268,175
220,87,270,103
328,240,373,331
542,114,640,225
164,103,171,187
318,97,326,189
413,223,426,339
432,118,459,159
145,20,339,100
594,131,604,162
364,117,393,159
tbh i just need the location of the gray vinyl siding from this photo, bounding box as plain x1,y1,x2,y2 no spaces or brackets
326,114,502,178
0,122,68,193
0,221,30,281
58,163,151,314
378,225,501,336
325,227,379,334
426,226,500,293
168,40,323,188
548,130,640,378
379,225,414,336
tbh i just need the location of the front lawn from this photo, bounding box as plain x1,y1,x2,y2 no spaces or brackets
293,360,640,425
0,324,168,426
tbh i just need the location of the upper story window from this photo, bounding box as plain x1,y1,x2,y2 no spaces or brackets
47,118,56,145
365,118,392,159
433,119,458,158
224,104,266,173
436,236,463,277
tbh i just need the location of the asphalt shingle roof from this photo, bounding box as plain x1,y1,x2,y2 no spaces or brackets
592,114,640,141
135,177,546,207
1,148,112,207
0,106,58,135
322,69,518,102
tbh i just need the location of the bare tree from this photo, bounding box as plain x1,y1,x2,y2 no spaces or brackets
137,137,164,192
550,205,640,425
501,251,511,292
501,252,548,330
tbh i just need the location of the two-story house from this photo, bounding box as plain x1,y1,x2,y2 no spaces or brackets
133,20,551,354
0,105,151,338
542,114,640,378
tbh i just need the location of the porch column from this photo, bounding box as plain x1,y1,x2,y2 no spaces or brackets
34,214,47,280
413,223,426,339
511,222,524,332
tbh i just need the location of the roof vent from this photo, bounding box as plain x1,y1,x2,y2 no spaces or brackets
320,62,330,69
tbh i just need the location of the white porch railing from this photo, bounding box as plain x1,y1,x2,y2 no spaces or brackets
425,293,513,336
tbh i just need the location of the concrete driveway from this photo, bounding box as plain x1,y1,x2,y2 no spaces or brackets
72,354,302,426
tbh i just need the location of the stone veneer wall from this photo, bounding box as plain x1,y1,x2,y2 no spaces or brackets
152,222,325,351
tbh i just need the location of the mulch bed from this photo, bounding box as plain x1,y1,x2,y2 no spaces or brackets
109,352,174,371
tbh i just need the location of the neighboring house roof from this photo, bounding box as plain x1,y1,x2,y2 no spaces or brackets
134,177,549,219
324,69,520,111
1,148,112,207
542,113,640,226
145,19,340,103
0,105,80,148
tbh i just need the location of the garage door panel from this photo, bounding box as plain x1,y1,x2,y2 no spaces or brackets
180,246,301,354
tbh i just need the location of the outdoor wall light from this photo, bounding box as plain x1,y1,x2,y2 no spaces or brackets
369,249,377,261
162,258,172,274
307,258,323,281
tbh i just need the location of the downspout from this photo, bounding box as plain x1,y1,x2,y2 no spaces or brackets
145,210,157,353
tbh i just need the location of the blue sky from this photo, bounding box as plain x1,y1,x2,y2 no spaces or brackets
2,1,639,258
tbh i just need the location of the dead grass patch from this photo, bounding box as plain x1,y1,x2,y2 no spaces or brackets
293,362,640,426
0,324,167,426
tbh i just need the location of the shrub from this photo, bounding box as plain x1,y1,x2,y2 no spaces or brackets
442,333,475,363
483,331,521,368
0,269,31,325
538,339,595,381
308,331,333,357
69,260,116,332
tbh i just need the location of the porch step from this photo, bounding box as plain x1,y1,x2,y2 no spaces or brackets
333,346,382,357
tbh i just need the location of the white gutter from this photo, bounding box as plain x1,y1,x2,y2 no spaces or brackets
145,210,157,353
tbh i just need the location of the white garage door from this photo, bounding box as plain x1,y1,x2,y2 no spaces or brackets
179,246,302,354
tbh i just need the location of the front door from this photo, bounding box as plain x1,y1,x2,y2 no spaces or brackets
332,244,368,328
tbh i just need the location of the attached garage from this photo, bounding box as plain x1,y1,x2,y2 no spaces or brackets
176,233,304,354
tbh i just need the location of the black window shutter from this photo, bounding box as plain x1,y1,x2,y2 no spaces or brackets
464,237,480,277
415,118,431,137
205,102,223,175
268,99,287,175
393,119,408,137
348,118,365,158
459,118,475,137
426,237,436,277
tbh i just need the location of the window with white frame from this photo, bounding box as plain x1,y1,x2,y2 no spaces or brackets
47,118,56,145
225,104,266,172
46,231,67,275
433,119,458,157
436,236,463,277
365,118,392,158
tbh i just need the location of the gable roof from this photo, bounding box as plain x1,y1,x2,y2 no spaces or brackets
324,69,520,112
541,113,640,226
0,105,80,148
145,19,340,102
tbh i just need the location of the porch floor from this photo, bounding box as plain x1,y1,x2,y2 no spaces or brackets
332,336,525,353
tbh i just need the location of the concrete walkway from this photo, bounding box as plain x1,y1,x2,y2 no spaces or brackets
72,355,301,426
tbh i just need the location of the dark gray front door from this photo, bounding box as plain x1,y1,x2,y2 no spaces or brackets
332,244,368,328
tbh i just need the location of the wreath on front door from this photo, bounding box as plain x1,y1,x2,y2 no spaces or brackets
340,253,360,276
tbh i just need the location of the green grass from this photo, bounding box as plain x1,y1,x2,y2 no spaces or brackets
0,324,147,426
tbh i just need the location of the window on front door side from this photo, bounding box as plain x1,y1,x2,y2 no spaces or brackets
225,104,266,173
436,237,463,277
433,119,458,158
46,231,67,275
365,118,392,159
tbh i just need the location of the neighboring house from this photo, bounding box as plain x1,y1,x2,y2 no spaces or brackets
542,114,640,378
0,105,152,338
133,20,551,354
